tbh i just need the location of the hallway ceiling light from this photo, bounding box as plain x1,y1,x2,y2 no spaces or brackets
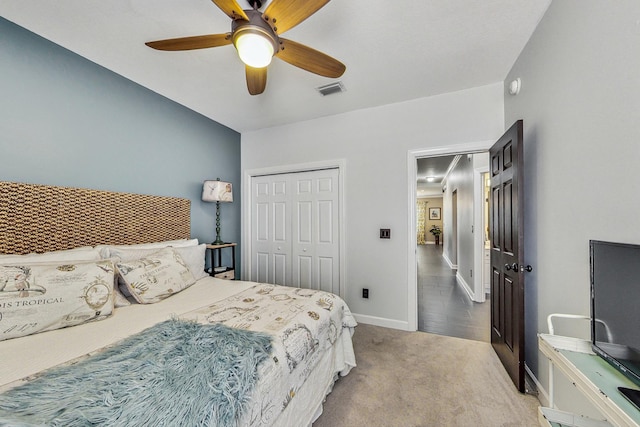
426,177,436,182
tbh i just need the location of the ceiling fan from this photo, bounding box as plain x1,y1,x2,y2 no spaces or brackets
145,0,346,95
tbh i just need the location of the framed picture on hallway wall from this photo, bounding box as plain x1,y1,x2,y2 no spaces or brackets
429,207,441,220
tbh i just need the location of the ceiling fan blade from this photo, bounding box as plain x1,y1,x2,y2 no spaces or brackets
246,66,267,95
263,0,330,34
211,0,249,21
146,34,232,51
276,38,345,78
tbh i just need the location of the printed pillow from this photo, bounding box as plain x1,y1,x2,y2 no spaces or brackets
0,260,116,341
115,247,196,304
107,244,207,281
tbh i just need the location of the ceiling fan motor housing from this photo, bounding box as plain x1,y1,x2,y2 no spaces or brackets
232,9,280,55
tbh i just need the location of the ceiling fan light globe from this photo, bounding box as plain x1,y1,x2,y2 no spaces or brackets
235,33,274,68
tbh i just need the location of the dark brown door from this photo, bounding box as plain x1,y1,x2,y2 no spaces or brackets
489,120,526,392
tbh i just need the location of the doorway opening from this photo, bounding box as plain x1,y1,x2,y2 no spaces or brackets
411,146,491,342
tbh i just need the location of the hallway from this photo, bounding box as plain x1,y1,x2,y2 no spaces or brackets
417,244,490,342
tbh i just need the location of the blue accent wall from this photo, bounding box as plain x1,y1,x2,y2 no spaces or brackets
0,18,241,268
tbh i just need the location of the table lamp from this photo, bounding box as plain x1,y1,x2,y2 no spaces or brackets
202,178,233,245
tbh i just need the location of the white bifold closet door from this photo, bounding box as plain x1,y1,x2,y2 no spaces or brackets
250,168,339,294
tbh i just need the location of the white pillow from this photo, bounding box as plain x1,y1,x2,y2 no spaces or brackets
115,247,196,304
97,238,198,259
0,247,101,264
0,260,116,341
177,244,207,280
107,244,207,280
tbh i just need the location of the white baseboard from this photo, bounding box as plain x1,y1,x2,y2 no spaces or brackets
526,363,547,407
352,313,411,331
442,252,457,270
456,272,475,301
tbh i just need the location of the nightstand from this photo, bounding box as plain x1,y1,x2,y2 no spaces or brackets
206,243,236,280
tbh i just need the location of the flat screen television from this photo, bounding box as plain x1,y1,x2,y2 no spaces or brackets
590,240,640,405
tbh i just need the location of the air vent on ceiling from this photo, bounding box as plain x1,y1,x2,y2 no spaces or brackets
316,81,346,96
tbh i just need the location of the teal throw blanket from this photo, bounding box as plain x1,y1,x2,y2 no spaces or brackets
0,319,272,426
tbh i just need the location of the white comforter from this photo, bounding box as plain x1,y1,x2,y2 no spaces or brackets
0,278,357,426
182,283,357,426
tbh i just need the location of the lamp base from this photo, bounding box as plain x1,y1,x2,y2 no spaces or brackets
213,200,224,246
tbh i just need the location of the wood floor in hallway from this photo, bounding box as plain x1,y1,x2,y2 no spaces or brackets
417,244,490,342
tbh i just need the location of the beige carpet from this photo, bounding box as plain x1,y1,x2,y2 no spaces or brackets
313,324,540,427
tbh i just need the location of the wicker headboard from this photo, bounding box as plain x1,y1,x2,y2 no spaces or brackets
0,181,191,255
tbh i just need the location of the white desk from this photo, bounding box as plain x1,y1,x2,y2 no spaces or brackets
538,334,640,427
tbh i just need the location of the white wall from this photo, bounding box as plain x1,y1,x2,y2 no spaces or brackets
504,0,640,409
242,83,504,328
442,153,488,295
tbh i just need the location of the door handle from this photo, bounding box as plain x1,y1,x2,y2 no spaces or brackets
504,263,533,272
505,263,519,271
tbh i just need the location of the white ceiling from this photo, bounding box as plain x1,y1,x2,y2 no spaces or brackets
417,155,456,197
0,0,551,133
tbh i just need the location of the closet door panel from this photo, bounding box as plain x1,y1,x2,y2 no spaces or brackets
273,202,288,242
310,169,340,294
273,253,288,286
255,252,269,283
251,177,272,283
318,200,333,243
318,256,334,292
256,202,269,241
272,178,291,286
297,201,312,243
297,255,313,288
251,175,291,285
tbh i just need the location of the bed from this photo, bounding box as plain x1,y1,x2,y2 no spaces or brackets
0,181,357,426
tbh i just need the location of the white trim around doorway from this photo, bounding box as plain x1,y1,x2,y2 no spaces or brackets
473,163,490,302
407,141,493,331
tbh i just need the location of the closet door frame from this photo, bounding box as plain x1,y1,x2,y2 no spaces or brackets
242,159,346,299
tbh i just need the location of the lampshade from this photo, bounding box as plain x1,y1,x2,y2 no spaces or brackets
234,32,274,68
202,180,233,203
